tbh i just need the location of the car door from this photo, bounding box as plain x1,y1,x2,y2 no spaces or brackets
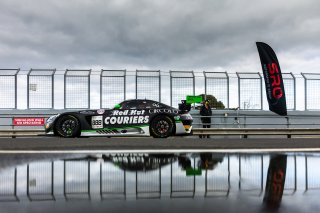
111,100,150,127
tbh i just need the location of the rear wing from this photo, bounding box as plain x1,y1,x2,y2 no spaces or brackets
178,100,191,113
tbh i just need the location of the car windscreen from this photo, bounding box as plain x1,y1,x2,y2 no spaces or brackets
119,100,168,109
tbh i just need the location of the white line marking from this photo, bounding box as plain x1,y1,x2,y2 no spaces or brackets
1,148,320,154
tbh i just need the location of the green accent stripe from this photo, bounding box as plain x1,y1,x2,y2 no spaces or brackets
81,124,149,133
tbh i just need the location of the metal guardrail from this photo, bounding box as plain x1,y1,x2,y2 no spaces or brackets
0,129,44,137
2,112,320,129
192,128,320,138
1,128,320,138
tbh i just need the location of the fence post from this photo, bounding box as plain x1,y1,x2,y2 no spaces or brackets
11,117,15,138
292,73,296,110
286,116,291,138
301,73,307,111
170,71,172,107
15,69,19,109
27,69,30,109
226,71,230,109
258,72,263,110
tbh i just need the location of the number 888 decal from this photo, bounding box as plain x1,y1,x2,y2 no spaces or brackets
92,116,103,129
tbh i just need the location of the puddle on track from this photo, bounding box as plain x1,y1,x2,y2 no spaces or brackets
0,152,320,213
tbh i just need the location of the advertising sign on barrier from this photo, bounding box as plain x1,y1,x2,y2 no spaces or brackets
13,118,45,126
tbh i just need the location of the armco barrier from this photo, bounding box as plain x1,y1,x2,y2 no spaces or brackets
1,128,320,138
0,130,44,137
192,128,320,138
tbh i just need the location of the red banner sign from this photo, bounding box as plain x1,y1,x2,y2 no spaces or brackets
13,118,45,126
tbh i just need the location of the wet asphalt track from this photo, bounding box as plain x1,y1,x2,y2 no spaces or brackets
1,137,320,152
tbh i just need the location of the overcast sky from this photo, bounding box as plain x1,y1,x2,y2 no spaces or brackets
0,0,320,73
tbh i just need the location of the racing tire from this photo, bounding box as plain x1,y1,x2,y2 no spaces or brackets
54,115,81,138
150,115,174,138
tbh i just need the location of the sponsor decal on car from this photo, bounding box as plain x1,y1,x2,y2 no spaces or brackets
92,116,103,129
105,116,149,125
100,110,149,125
97,109,105,114
79,110,96,115
148,109,178,114
112,110,145,116
152,102,160,107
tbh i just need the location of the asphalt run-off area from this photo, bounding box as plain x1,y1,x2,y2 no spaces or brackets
1,137,320,153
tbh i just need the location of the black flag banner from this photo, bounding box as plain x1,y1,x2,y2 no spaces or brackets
256,42,287,116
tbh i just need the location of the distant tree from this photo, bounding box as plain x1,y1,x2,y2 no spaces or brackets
199,94,225,109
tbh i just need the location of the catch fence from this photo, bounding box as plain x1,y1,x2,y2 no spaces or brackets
0,69,316,110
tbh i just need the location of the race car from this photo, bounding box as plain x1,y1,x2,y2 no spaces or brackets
45,99,193,138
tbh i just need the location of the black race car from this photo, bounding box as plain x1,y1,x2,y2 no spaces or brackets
45,99,193,138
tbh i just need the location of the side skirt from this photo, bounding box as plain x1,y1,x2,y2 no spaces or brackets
80,126,150,137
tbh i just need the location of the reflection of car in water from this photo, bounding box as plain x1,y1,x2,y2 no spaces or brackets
45,99,193,138
101,153,224,173
102,154,176,171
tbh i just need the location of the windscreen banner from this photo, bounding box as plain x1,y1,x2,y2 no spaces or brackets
256,42,287,116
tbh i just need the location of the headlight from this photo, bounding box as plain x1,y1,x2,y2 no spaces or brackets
180,113,192,120
46,114,60,125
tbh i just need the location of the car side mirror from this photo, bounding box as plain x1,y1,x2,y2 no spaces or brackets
114,104,121,109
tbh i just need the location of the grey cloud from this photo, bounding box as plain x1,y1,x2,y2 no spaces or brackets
0,0,320,71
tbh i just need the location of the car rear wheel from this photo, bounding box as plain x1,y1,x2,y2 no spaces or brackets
150,115,174,138
55,115,80,138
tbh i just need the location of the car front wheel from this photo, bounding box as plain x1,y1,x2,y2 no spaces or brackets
55,115,80,138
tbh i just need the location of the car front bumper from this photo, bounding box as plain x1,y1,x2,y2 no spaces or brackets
44,114,60,134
